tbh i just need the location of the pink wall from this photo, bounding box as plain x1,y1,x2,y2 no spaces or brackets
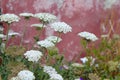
1,0,120,61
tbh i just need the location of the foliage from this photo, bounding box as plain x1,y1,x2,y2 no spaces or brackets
0,12,120,80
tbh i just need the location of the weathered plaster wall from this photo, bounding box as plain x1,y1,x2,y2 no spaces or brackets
1,0,120,61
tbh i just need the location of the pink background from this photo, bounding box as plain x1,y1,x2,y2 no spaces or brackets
1,0,120,61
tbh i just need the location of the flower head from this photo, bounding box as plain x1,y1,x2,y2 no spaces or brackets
24,50,43,62
43,66,57,75
37,40,55,48
43,66,63,80
8,30,20,36
34,13,57,23
50,73,63,80
51,22,72,34
80,57,95,65
78,31,98,41
45,36,62,43
31,23,46,30
0,34,6,39
17,70,35,80
19,13,33,19
0,13,20,24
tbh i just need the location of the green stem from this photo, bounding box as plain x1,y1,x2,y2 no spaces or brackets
5,24,10,48
55,32,61,45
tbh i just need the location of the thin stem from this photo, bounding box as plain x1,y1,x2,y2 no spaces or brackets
55,32,61,45
38,23,44,39
32,23,44,49
5,24,10,48
20,19,29,46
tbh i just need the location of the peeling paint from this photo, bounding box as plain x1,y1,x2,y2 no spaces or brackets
62,0,94,18
33,0,64,12
6,3,13,10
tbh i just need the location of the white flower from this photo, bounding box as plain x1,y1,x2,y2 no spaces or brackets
80,57,95,65
0,34,6,38
78,31,98,41
0,27,4,32
71,63,84,67
8,31,20,36
43,66,63,80
51,22,72,34
80,57,88,64
31,23,46,28
0,13,20,24
43,66,57,75
45,36,62,43
37,40,55,48
10,77,20,80
34,13,57,23
50,73,63,80
19,13,33,17
24,50,43,62
17,70,35,80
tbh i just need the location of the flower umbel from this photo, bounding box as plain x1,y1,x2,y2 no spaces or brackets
17,70,35,80
31,23,46,28
37,40,55,48
45,36,62,43
34,13,57,23
51,22,72,34
19,13,33,17
43,66,63,80
0,13,20,24
24,50,43,62
78,31,98,41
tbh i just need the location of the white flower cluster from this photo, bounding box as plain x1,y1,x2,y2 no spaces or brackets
50,73,63,80
0,34,6,39
80,57,95,65
37,40,55,48
31,23,46,28
11,70,35,80
24,50,43,62
43,66,57,74
46,36,62,43
51,22,72,34
8,30,20,36
34,13,57,23
0,13,20,24
19,13,34,17
43,66,63,80
78,31,98,41
17,70,35,80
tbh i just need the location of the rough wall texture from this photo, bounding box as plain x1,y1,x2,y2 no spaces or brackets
1,0,120,61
